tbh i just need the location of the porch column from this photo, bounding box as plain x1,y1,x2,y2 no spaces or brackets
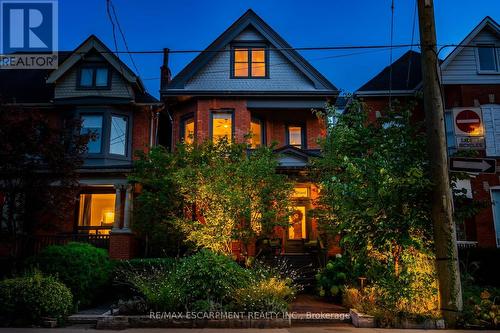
112,185,123,232
122,184,133,232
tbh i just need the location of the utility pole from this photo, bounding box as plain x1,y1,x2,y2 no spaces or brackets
417,0,462,327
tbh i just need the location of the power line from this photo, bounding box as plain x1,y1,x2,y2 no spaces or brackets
108,0,141,76
140,47,395,81
406,0,418,88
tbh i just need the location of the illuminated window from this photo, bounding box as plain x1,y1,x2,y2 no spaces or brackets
292,186,309,198
287,126,304,148
232,46,267,78
211,111,233,143
78,193,115,234
476,44,498,72
250,118,264,148
110,115,128,155
81,115,103,153
181,116,195,144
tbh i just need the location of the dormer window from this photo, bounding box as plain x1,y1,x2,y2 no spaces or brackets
232,45,267,78
476,44,499,73
78,66,110,88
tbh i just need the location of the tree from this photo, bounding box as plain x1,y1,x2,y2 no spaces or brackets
129,146,186,257
0,104,87,259
173,139,293,256
313,100,441,319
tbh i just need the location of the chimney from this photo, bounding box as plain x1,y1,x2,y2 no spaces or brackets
160,48,171,91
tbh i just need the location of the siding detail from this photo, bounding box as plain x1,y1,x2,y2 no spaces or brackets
442,27,500,84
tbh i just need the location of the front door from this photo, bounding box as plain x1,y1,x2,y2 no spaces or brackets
285,205,307,253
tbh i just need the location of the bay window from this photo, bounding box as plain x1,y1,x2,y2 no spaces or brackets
79,109,130,158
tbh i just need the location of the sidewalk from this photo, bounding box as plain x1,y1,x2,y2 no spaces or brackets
1,327,498,333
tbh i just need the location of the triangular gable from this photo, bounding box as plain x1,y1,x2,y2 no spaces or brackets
166,9,337,92
441,16,500,71
47,35,143,91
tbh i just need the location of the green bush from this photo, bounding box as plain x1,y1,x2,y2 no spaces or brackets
232,277,295,313
316,256,348,299
0,273,73,325
33,242,112,307
173,250,252,305
460,285,500,328
118,250,297,313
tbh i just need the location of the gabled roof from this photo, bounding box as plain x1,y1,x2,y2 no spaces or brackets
164,9,337,95
0,35,158,104
47,35,144,92
356,50,422,96
441,16,500,71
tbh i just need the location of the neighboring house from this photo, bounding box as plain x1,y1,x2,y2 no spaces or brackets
355,16,500,248
160,9,339,256
0,35,160,259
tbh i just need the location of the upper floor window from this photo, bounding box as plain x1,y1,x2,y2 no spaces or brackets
181,114,195,144
78,66,110,88
250,118,264,148
232,46,267,78
476,44,498,72
287,125,305,148
211,110,233,143
80,111,129,157
81,115,103,153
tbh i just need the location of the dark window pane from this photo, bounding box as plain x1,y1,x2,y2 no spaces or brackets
81,115,103,153
95,68,109,86
110,115,127,155
80,68,93,87
478,46,498,71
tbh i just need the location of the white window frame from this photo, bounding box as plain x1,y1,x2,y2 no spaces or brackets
475,44,500,74
488,186,500,248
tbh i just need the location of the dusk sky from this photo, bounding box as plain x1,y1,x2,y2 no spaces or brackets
59,0,500,97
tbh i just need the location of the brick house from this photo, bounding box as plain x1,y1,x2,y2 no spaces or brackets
356,16,500,248
160,9,339,256
0,35,160,260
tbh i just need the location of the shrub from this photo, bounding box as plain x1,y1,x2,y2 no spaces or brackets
316,256,348,299
0,273,73,325
232,277,295,313
172,250,252,306
33,242,112,307
460,285,500,328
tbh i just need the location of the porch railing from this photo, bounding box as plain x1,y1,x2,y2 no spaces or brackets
11,234,110,257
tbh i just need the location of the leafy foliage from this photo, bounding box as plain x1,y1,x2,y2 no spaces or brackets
313,99,439,322
32,242,112,307
0,105,87,263
460,286,499,328
115,250,297,313
129,146,187,257
316,256,349,299
0,272,73,325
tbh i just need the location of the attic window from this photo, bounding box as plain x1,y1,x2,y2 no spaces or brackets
476,44,498,72
78,66,110,88
232,46,267,78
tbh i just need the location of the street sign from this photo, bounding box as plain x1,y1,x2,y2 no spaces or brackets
456,136,485,150
453,107,483,137
449,157,496,174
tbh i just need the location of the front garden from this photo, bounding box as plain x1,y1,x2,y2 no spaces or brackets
0,99,498,329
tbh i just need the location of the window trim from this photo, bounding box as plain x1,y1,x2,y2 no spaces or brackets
75,189,116,233
475,44,499,74
250,117,266,148
230,42,269,79
76,64,112,90
210,109,235,143
77,107,132,161
180,112,196,144
286,124,306,149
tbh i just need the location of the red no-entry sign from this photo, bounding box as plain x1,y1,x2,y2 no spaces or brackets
454,108,483,136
